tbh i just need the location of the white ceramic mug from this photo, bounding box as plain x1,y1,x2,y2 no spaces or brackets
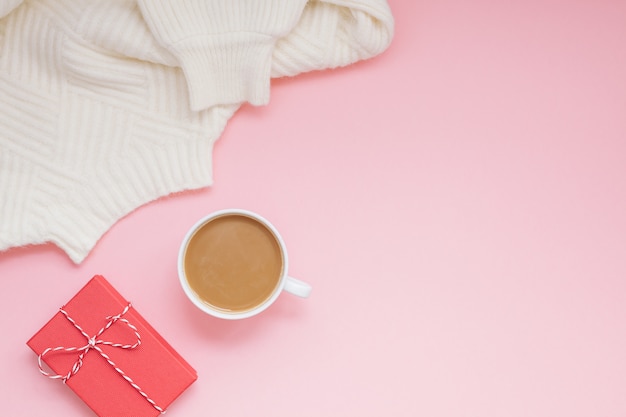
178,209,311,319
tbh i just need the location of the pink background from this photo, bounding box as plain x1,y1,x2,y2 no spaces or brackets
2,0,626,415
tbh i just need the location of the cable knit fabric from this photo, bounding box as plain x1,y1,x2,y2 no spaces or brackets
0,0,394,263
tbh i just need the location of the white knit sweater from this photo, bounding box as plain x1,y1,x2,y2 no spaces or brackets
0,0,394,263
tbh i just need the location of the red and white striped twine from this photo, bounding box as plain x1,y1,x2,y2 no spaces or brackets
37,303,165,414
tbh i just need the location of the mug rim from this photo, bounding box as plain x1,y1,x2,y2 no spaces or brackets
177,208,289,320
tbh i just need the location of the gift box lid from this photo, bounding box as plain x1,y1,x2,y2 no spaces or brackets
27,275,197,417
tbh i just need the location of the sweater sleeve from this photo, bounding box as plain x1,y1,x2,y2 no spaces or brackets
271,0,395,78
137,0,308,111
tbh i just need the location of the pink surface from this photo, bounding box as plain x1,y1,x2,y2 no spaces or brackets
2,0,626,415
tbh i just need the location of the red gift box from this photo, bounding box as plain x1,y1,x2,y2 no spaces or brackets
27,275,197,416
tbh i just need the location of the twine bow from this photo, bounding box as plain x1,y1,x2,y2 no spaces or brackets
38,303,164,414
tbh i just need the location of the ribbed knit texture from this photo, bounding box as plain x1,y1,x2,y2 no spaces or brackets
0,0,393,263
138,0,309,110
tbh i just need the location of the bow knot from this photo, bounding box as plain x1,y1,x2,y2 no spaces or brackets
37,303,164,414
86,336,97,349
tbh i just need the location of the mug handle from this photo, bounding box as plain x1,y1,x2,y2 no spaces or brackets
284,276,312,298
